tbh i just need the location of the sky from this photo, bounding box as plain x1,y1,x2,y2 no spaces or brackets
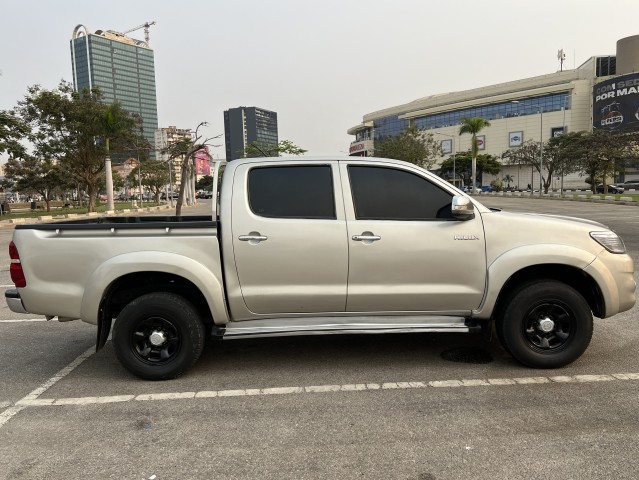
1,0,639,159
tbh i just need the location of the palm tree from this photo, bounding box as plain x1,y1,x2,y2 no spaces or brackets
459,117,491,191
101,102,135,211
503,174,514,189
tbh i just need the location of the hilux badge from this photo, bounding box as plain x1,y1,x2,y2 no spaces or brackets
454,235,479,240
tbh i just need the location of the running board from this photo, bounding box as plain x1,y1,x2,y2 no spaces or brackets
218,316,478,340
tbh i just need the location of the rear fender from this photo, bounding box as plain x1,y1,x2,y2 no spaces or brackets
80,251,229,326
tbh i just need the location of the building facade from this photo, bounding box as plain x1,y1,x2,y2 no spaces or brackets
70,24,159,159
348,35,639,189
155,126,192,190
224,107,278,160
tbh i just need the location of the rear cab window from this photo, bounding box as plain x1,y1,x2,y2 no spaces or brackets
248,165,336,219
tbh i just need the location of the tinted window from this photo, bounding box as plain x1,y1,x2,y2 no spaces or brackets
248,165,336,219
348,166,453,220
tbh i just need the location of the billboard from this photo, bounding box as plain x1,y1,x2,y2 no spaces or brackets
593,72,639,133
194,146,211,176
440,139,453,154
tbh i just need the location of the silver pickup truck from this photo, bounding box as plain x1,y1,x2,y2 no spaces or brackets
6,157,636,379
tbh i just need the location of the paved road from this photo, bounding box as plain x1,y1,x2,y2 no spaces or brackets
0,199,637,479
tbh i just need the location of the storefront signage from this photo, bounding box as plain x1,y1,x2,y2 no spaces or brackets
509,131,523,147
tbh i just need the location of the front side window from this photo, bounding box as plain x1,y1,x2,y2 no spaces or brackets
348,166,453,220
248,165,336,219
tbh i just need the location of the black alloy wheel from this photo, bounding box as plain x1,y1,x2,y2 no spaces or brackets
113,292,205,380
497,280,593,368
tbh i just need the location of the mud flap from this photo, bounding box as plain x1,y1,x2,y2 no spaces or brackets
96,316,113,351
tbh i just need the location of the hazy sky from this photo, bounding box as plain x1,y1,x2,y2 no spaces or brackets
1,0,639,159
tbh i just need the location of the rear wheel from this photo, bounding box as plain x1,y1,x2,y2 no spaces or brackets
113,292,205,380
497,280,593,368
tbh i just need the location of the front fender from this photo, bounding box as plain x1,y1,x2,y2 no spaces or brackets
474,244,597,319
80,251,229,325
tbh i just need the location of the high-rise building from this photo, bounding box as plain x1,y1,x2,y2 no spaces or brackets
155,126,191,189
70,24,159,159
224,107,278,160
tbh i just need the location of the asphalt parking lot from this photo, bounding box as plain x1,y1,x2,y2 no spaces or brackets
0,198,638,480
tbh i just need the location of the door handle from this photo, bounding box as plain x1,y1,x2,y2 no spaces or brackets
239,234,268,242
352,233,381,242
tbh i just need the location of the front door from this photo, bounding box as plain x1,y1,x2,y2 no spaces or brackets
342,163,487,313
231,162,348,315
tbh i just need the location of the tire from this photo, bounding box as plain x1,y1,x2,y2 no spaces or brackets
112,292,205,380
497,280,593,369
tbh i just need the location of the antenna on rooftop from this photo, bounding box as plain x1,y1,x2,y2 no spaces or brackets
557,49,566,71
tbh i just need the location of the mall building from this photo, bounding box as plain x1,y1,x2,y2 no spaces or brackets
347,35,639,190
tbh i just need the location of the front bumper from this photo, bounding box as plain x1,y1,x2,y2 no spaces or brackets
5,288,28,314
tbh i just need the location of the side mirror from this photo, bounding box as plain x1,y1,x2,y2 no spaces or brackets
451,195,475,220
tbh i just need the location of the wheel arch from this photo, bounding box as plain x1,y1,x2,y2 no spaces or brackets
491,264,604,322
80,252,229,350
475,244,603,321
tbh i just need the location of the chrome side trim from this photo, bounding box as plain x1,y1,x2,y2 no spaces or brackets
222,316,470,339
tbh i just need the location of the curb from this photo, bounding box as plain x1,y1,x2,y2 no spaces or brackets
0,203,178,229
473,192,639,207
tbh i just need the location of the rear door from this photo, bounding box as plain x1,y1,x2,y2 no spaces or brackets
230,162,348,315
341,161,487,313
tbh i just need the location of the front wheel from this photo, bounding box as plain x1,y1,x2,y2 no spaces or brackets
113,292,205,380
497,280,593,368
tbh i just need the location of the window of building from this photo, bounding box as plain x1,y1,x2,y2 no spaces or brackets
348,166,453,220
248,165,336,219
413,92,570,130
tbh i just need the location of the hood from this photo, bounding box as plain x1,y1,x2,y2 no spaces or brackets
517,212,608,230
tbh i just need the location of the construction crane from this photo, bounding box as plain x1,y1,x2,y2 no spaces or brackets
123,21,156,45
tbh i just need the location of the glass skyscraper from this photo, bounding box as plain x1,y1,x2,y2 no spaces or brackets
224,107,278,160
70,24,158,159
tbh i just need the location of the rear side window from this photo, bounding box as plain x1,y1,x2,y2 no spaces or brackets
248,165,336,219
348,165,454,220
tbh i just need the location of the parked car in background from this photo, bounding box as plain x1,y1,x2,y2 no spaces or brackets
621,180,639,189
596,184,624,194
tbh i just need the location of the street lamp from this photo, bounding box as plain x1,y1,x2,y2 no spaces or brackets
539,109,544,196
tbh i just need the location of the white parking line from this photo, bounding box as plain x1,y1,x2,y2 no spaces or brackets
0,319,47,323
8,372,639,411
0,346,94,428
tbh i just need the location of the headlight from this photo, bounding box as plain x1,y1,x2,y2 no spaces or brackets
590,231,626,254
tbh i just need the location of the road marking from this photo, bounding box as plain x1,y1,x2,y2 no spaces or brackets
8,372,639,410
0,346,94,428
0,318,47,323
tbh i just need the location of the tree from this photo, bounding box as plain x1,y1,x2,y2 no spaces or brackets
503,174,514,189
3,154,70,211
459,117,491,188
127,160,170,203
13,82,139,212
161,122,221,216
244,139,307,158
374,126,441,169
196,175,214,191
503,140,545,192
438,152,501,187
543,132,587,192
0,110,28,158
